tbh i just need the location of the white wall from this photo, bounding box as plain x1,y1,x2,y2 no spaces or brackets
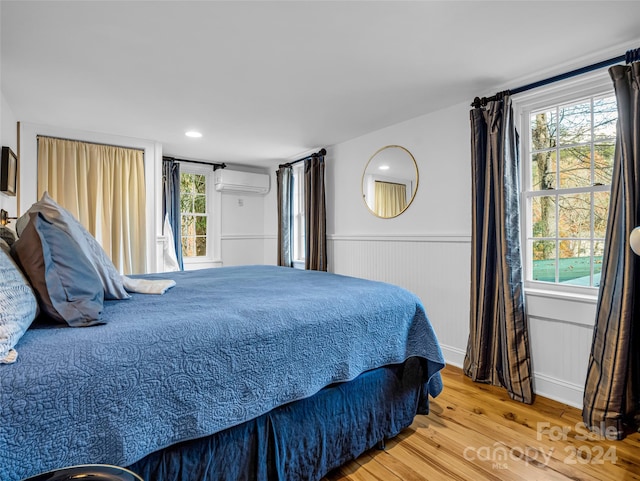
327,100,472,365
0,91,18,219
263,166,278,266
219,162,278,266
326,100,594,408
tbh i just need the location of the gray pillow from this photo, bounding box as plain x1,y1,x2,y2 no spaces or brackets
0,226,17,247
16,192,130,300
12,212,104,327
0,241,38,363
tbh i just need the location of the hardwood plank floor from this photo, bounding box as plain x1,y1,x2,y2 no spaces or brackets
323,365,640,481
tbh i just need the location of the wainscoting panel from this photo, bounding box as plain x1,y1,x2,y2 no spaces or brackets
328,235,472,366
528,314,595,408
221,234,276,266
328,234,597,409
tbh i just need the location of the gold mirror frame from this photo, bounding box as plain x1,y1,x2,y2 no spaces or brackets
361,145,419,219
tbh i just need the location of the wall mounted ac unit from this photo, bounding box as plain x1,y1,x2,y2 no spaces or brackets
214,169,270,195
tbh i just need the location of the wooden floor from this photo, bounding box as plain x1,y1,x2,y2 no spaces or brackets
323,365,640,481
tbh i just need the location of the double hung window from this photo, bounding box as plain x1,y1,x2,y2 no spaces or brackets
178,164,220,266
180,171,208,258
520,78,617,290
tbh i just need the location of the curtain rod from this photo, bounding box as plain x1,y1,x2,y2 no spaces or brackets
163,156,226,171
36,135,146,152
471,47,640,108
279,148,327,169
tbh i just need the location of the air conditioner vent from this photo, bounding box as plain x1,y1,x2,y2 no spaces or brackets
214,170,270,195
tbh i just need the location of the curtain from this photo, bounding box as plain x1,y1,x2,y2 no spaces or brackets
304,156,327,271
463,95,534,404
276,165,293,267
583,62,640,439
162,158,183,270
374,181,407,217
37,136,146,274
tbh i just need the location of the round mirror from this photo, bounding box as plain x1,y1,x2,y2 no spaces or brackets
362,145,418,218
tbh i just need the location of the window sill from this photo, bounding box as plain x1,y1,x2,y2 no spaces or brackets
525,286,598,305
183,257,223,270
292,260,305,270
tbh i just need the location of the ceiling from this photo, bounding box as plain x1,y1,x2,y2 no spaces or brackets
2,1,640,165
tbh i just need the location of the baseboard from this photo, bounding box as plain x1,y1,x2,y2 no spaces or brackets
440,343,466,368
534,372,584,409
440,344,584,409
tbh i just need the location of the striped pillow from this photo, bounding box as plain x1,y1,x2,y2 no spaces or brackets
0,239,38,364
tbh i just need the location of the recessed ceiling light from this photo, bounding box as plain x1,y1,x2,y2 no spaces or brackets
379,165,390,170
185,131,202,138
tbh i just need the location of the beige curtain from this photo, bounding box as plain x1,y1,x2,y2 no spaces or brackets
37,136,146,274
374,181,407,217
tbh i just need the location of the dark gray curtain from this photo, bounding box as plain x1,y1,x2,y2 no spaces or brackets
583,62,640,439
304,156,327,271
276,166,293,267
463,95,534,404
162,158,183,270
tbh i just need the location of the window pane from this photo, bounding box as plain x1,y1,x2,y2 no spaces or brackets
182,236,196,257
559,240,591,285
531,151,556,190
180,193,193,212
532,240,556,282
593,241,605,287
194,194,206,214
593,96,617,141
181,173,195,192
594,191,610,238
594,143,615,185
558,194,591,238
182,215,195,235
559,101,591,145
194,174,206,194
196,237,207,256
559,146,591,188
532,196,556,237
195,216,207,236
531,110,557,150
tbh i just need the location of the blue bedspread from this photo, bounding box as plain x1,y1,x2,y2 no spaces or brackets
0,266,444,481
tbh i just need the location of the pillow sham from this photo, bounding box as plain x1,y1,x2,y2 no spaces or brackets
0,240,38,364
12,212,104,327
16,192,130,300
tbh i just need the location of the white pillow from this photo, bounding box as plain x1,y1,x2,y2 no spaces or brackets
0,240,38,364
16,192,130,300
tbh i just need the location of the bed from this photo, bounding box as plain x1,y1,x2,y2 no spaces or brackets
1,264,444,481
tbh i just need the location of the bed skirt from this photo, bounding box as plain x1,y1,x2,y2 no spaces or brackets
127,357,428,481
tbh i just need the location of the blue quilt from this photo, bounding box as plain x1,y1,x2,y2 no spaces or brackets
0,266,444,481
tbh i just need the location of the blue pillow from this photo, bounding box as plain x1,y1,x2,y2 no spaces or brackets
0,240,38,363
12,213,104,327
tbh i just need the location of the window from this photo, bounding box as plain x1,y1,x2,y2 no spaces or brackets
178,164,220,266
522,83,617,290
180,171,208,257
292,163,305,264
